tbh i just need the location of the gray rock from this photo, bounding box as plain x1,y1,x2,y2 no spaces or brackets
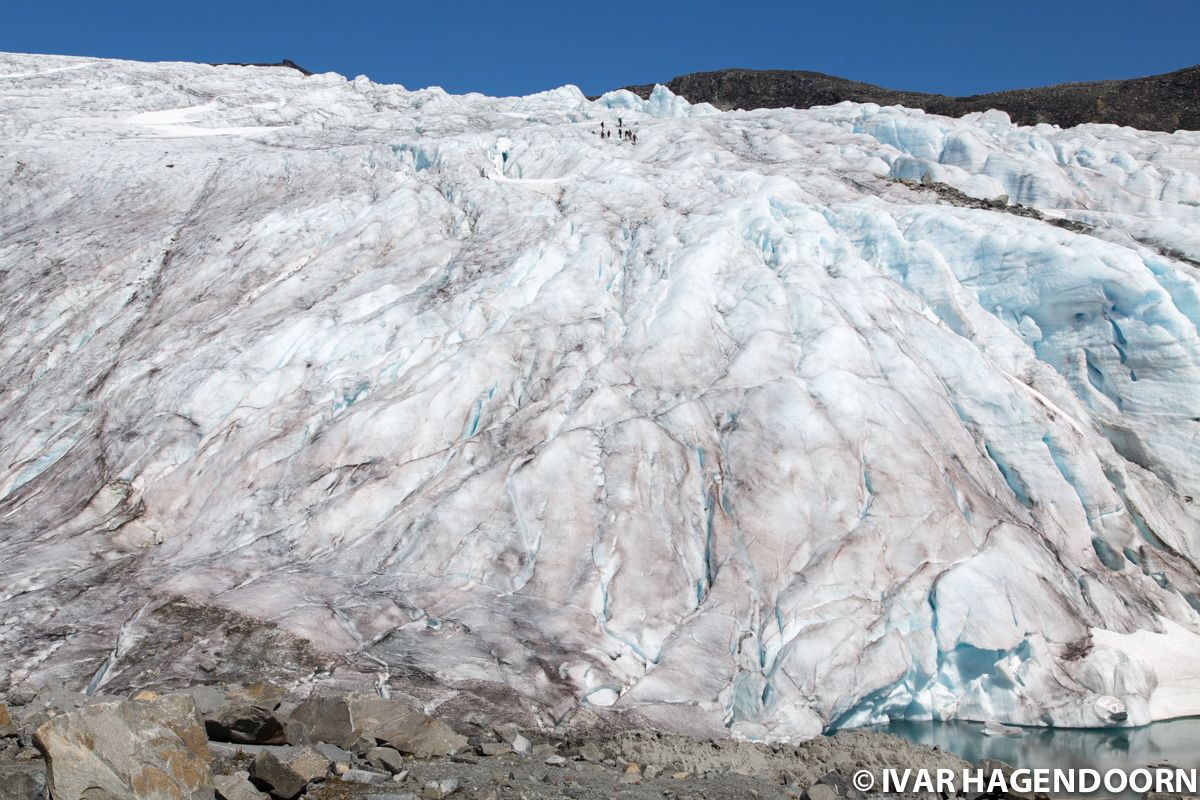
475,741,511,757
342,768,391,785
34,693,212,800
350,735,380,756
643,764,662,779
209,741,288,760
491,723,521,744
29,686,89,716
0,761,47,800
287,691,358,749
249,745,330,799
806,785,837,800
350,696,467,758
315,741,357,763
422,777,460,798
490,724,532,754
184,684,226,716
366,794,417,800
813,771,862,798
213,771,269,800
17,687,94,746
544,754,566,766
578,742,604,763
205,682,286,745
367,745,406,772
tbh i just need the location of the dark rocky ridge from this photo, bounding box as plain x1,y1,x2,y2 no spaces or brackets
211,59,313,75
622,65,1200,131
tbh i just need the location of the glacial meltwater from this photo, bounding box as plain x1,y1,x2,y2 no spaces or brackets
878,718,1200,798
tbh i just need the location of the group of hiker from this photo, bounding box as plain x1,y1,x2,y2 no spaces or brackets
597,117,637,145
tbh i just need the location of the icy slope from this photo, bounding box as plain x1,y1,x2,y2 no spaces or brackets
1,52,1199,738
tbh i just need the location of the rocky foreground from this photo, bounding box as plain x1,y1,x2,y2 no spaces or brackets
0,681,1189,800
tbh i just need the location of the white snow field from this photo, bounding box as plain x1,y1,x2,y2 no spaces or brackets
1,52,1199,739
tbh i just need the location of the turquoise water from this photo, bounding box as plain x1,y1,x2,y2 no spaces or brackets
877,718,1200,798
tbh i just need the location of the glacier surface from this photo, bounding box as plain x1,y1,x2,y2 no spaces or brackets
1,52,1199,738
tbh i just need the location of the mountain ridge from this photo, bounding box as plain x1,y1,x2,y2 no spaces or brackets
210,58,313,75
621,64,1200,131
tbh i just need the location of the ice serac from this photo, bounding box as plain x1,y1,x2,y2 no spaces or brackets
0,52,1198,740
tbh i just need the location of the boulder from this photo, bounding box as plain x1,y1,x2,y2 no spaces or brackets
213,771,269,800
577,742,604,763
340,767,390,785
366,745,405,773
204,682,287,745
422,777,460,798
0,760,47,800
18,686,94,745
475,741,510,757
287,692,357,749
208,741,287,762
314,741,356,763
185,684,226,717
349,696,467,758
249,746,330,799
0,703,15,737
812,771,863,798
491,724,530,755
29,686,89,716
33,693,212,800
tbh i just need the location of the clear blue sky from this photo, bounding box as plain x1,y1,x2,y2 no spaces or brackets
4,0,1198,97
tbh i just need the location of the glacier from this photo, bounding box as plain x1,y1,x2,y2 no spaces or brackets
1,52,1199,739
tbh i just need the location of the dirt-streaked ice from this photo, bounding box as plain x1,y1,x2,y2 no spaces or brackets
1,52,1198,739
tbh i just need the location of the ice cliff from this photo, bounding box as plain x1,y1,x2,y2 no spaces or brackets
1,52,1199,738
